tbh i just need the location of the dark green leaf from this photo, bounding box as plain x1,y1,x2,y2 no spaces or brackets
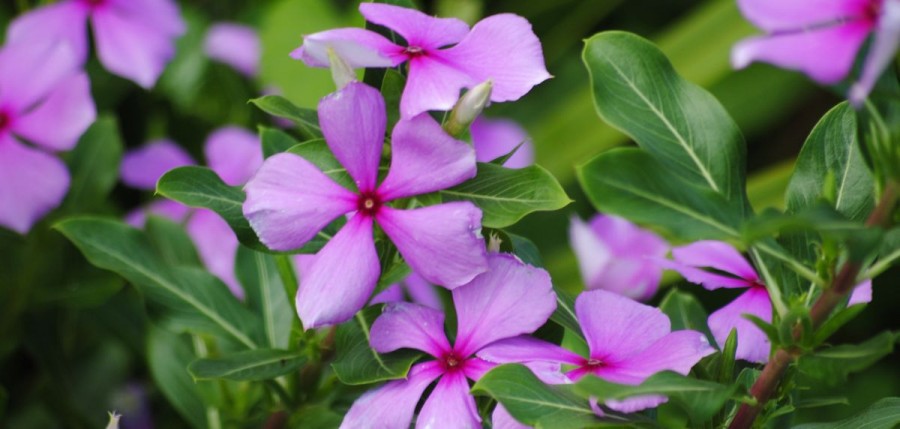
583,31,747,209
550,288,582,336
236,247,293,349
574,371,740,424
578,148,742,241
56,218,263,348
147,326,209,429
381,69,405,132
291,405,343,429
260,126,301,158
658,289,713,345
786,102,874,221
331,306,422,385
797,331,898,386
508,232,544,268
794,397,900,429
61,116,123,212
189,349,306,381
250,95,322,139
144,216,202,267
441,162,571,228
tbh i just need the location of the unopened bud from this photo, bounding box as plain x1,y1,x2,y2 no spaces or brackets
488,232,503,253
106,412,121,429
444,80,492,137
327,47,356,90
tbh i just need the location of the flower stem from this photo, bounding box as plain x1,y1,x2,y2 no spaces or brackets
728,181,898,429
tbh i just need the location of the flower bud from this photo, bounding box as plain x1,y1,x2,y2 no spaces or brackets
443,80,492,137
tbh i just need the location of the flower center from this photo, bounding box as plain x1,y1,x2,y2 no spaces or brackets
585,358,604,369
356,192,382,217
83,0,106,5
440,352,465,372
404,46,426,57
0,110,11,134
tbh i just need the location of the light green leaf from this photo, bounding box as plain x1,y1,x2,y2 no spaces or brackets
250,95,322,140
441,162,571,228
236,247,293,349
797,331,898,386
794,397,900,429
578,147,742,241
331,306,422,385
658,289,713,345
260,126,301,158
583,31,747,209
56,218,263,348
189,349,306,381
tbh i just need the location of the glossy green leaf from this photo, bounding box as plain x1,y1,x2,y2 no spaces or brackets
786,102,874,221
189,349,306,381
56,218,263,348
260,126,301,158
794,397,900,429
61,116,123,212
441,162,571,228
331,306,422,385
658,289,713,345
236,247,293,349
550,288,582,336
147,327,209,429
797,331,898,386
574,370,740,424
250,95,322,140
381,69,406,132
578,147,742,241
583,31,747,209
471,364,599,429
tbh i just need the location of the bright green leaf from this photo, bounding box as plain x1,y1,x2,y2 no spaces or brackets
797,331,898,386
331,306,422,385
250,95,322,140
260,126,301,158
236,247,293,350
189,349,306,381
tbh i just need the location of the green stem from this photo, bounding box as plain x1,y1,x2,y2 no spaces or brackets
274,255,299,316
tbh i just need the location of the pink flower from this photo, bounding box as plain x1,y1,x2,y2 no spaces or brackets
292,3,550,118
732,0,900,105
340,253,557,429
7,0,185,88
243,82,487,328
370,272,443,311
569,214,669,301
471,117,534,169
663,241,872,363
0,40,96,233
122,128,263,298
479,289,714,415
204,23,260,77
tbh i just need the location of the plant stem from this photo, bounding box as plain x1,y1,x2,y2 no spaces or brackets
728,181,898,429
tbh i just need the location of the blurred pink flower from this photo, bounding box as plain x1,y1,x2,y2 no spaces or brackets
204,23,260,77
471,117,534,169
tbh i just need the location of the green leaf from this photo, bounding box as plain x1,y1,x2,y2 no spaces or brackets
578,148,742,241
286,139,355,189
250,95,322,140
188,349,306,381
144,216,202,267
441,162,571,228
574,371,740,424
508,232,544,268
797,331,898,386
236,247,293,349
785,102,874,221
61,116,123,212
550,288,582,337
658,289,713,345
470,364,598,429
331,306,422,385
147,326,209,429
56,218,263,348
794,397,900,429
381,69,406,132
260,126,301,158
583,31,747,209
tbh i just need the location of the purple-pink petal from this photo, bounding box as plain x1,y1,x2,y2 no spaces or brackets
369,284,405,306
0,137,70,234
109,0,186,37
848,279,872,306
404,272,443,311
125,199,191,228
120,140,195,191
708,286,773,363
576,290,670,362
605,395,669,414
401,52,475,118
369,302,452,358
461,357,496,381
340,361,444,429
606,330,714,380
416,371,481,429
377,113,476,201
243,153,356,251
295,215,380,328
735,0,871,31
359,3,470,49
5,1,90,62
452,253,556,356
671,240,758,281
377,203,487,289
851,0,900,105
478,335,583,367
204,23,260,77
732,21,872,84
11,72,95,152
291,28,405,69
0,39,80,113
441,14,551,102
204,126,262,186
317,82,386,192
471,117,534,169
492,404,530,429
186,209,243,299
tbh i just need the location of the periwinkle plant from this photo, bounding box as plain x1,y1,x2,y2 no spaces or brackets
1,1,898,428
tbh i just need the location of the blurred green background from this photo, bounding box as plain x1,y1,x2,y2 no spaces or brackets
0,0,896,427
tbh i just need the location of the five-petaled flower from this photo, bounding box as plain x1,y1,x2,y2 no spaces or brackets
732,0,900,105
293,3,551,119
7,0,185,88
0,40,96,234
243,82,488,328
340,253,557,429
